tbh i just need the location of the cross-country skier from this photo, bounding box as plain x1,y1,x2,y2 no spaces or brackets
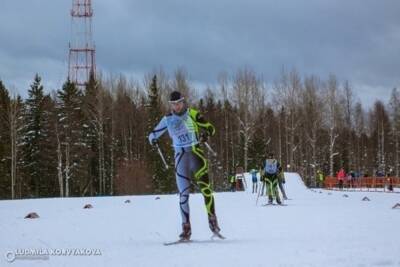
251,169,258,193
228,173,236,192
316,169,324,188
261,152,282,205
148,91,222,241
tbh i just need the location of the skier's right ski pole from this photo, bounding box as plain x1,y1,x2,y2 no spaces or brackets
155,143,169,170
204,142,217,157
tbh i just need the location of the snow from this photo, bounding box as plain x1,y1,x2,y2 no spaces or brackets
1,173,399,267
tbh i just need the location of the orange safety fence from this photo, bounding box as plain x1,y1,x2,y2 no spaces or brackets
324,176,400,192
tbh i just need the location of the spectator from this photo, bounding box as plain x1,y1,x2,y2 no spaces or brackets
337,168,346,190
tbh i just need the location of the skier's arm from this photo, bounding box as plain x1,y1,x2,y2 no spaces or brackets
197,113,215,136
190,109,215,137
148,117,168,145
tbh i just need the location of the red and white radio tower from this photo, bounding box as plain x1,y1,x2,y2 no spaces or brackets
68,0,96,88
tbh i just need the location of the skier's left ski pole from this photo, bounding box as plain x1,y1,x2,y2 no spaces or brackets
155,143,169,170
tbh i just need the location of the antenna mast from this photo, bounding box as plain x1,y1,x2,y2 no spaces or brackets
68,0,96,88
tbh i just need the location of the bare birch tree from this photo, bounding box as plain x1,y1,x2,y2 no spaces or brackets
324,75,341,176
8,96,22,199
232,68,263,171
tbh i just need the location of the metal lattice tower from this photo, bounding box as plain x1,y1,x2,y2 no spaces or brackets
68,0,96,88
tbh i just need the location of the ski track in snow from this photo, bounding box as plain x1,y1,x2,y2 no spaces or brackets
1,173,399,267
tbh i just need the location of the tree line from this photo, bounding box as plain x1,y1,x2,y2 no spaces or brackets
0,67,399,199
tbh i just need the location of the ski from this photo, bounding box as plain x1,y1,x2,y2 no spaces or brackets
262,203,288,206
164,234,226,245
262,203,276,206
211,232,226,240
163,239,192,246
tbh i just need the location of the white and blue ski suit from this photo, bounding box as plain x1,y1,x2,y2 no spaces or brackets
148,107,216,225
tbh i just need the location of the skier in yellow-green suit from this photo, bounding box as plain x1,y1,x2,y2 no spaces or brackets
260,152,282,205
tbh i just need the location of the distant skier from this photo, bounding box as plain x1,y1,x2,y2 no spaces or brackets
337,168,345,190
261,152,282,205
228,173,236,192
148,91,222,241
251,169,258,193
277,166,288,200
316,169,324,188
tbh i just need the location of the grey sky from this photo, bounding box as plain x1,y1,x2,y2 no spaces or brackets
0,0,399,107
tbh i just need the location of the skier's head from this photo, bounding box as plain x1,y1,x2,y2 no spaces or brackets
267,152,274,159
169,91,186,114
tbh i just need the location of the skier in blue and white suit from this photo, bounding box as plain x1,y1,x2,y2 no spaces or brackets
148,91,222,241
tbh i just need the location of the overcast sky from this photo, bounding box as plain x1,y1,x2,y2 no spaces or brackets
0,0,399,107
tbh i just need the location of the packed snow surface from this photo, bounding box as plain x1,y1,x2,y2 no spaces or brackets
1,172,399,267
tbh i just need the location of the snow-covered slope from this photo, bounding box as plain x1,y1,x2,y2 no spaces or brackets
1,173,399,267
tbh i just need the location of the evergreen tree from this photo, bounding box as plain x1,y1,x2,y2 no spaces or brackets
41,95,58,196
0,81,11,198
249,107,268,169
83,73,102,195
57,80,88,196
21,74,55,197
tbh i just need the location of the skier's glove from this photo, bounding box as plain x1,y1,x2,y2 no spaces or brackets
151,139,158,146
199,132,208,143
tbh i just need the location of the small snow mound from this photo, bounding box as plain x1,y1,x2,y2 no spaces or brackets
124,199,131,203
83,204,93,209
362,196,370,201
155,197,160,200
24,212,39,219
343,194,349,198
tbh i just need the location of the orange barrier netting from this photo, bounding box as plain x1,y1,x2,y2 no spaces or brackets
324,176,400,192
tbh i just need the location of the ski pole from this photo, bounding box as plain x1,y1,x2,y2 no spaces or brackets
260,180,265,196
155,143,169,170
256,181,262,206
204,142,217,157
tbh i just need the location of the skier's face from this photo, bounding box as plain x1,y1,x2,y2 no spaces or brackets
171,101,185,114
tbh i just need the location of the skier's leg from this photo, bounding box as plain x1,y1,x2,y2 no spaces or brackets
191,145,220,233
266,177,273,203
278,180,288,199
191,145,215,216
260,180,265,196
273,178,281,204
174,148,192,239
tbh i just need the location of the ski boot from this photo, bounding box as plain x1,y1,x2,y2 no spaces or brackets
276,196,282,205
208,215,225,239
268,196,273,205
179,223,191,241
